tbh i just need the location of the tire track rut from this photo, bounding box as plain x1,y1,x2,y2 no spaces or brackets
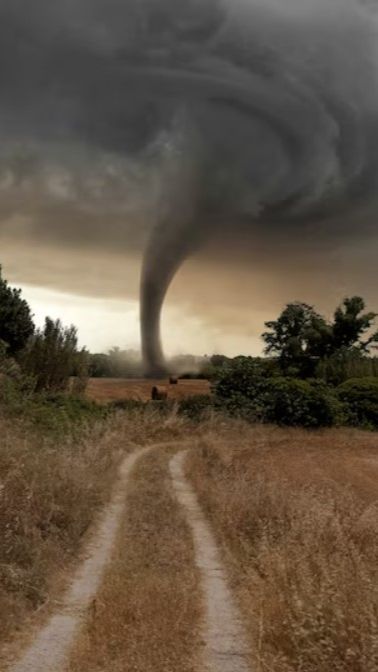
170,451,252,672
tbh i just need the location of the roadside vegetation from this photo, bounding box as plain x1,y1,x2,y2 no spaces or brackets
187,423,378,672
0,409,123,646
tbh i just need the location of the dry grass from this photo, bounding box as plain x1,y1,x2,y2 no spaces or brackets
0,404,198,652
3,398,377,671
86,377,210,403
187,424,378,672
0,412,130,647
68,447,201,672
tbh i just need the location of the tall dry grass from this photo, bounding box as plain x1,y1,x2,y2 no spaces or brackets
0,404,194,649
0,412,127,645
187,424,378,672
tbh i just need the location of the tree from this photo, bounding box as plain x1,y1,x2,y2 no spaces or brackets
263,302,332,376
332,297,378,352
0,266,34,354
263,297,378,378
22,317,88,392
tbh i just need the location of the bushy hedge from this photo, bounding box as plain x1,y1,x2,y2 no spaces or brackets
264,378,343,428
337,378,378,429
215,359,376,429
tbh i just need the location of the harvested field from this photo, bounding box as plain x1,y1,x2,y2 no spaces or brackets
86,377,211,404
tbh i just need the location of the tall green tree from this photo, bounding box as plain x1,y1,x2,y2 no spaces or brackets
263,302,332,376
0,266,34,354
263,297,378,377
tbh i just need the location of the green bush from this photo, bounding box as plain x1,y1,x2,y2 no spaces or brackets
0,373,107,436
337,378,378,429
264,378,344,428
178,394,213,421
215,359,344,427
215,357,276,421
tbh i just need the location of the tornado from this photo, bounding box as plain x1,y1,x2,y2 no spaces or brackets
141,216,198,376
135,42,373,375
0,0,378,375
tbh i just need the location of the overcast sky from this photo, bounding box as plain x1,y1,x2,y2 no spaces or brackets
0,0,377,356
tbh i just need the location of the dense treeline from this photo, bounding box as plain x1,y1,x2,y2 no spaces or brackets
213,357,378,429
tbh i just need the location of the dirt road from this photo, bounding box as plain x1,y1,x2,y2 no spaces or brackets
6,445,252,672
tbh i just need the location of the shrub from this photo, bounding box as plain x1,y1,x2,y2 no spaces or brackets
264,378,344,428
215,359,344,427
178,394,213,421
337,378,378,429
215,357,274,421
0,372,107,436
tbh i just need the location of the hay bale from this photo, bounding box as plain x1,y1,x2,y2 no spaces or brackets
169,376,178,385
151,385,168,401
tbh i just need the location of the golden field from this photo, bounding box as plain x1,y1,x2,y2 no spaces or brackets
86,377,211,403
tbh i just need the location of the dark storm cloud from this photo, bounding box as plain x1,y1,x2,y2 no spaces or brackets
0,0,378,371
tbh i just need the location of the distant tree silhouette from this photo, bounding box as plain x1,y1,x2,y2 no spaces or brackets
0,266,34,354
